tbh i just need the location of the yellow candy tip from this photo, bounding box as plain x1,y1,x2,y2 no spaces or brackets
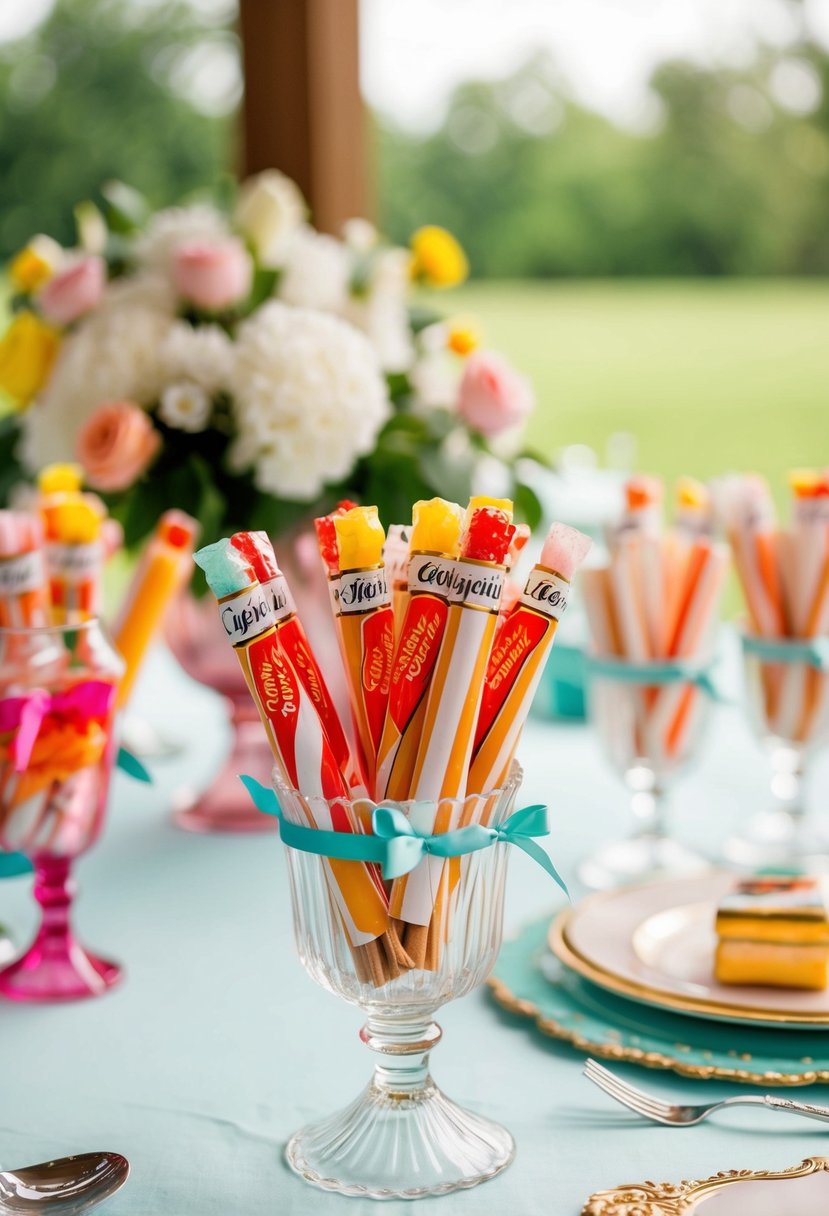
38,463,84,495
52,497,102,543
411,498,464,556
334,506,385,569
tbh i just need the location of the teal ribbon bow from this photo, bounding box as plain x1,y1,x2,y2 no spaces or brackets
584,654,728,701
116,747,152,783
742,634,829,670
240,776,568,898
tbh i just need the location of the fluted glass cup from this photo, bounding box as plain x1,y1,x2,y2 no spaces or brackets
725,638,829,868
279,763,522,1199
580,671,711,889
0,620,124,1001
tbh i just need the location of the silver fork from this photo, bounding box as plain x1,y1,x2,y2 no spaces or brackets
584,1058,829,1127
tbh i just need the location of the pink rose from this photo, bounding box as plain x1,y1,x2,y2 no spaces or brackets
38,256,106,326
76,402,161,492
172,238,253,311
457,351,535,437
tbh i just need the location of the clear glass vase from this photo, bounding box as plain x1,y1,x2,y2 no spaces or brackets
0,620,124,1000
279,763,522,1199
725,638,829,869
580,671,711,889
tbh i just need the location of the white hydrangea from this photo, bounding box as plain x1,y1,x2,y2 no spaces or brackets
19,289,175,472
159,382,212,433
342,247,414,373
133,204,230,272
158,322,233,395
277,227,350,312
228,301,390,501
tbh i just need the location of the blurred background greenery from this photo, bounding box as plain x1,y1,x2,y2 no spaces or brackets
0,0,826,487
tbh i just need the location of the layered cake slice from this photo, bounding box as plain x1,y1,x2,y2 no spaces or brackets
715,876,829,990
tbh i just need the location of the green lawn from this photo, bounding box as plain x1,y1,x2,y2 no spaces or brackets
449,279,829,496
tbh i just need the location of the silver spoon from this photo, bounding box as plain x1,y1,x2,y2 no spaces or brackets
0,1153,129,1214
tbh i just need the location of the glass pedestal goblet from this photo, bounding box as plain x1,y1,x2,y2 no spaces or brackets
724,638,829,870
0,620,124,1001
280,764,523,1199
579,670,712,890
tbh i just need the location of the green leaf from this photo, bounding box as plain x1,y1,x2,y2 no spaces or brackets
417,439,476,504
513,480,544,531
100,180,150,234
248,266,279,311
0,415,25,505
408,304,444,334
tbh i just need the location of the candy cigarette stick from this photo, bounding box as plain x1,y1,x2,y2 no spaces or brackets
392,499,514,959
468,523,592,797
653,541,729,757
113,511,199,707
375,498,463,800
383,524,411,641
580,567,622,658
195,540,390,966
0,511,49,629
780,473,829,740
331,507,395,791
794,542,829,741
44,496,105,625
231,530,362,792
674,477,713,539
608,475,663,549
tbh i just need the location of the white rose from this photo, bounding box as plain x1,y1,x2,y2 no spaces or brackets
158,382,212,433
278,227,350,312
234,170,307,268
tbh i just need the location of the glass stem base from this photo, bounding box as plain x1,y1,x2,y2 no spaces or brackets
285,1017,515,1198
0,858,121,1002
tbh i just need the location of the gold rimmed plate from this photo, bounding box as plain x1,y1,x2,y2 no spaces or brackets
551,873,829,1029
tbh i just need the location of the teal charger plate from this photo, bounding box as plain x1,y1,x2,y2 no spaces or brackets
489,916,829,1086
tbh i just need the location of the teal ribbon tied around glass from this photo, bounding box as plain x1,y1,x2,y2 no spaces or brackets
742,634,829,670
584,653,729,701
240,776,569,898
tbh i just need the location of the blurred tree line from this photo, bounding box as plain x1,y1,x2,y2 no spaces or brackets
1,0,829,276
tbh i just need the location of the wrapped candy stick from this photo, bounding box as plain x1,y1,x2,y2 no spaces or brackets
330,507,395,790
0,511,49,629
392,498,514,963
674,477,714,539
195,539,391,980
608,475,663,548
113,511,199,707
383,524,411,640
230,530,362,792
375,498,464,800
43,496,105,624
468,523,592,793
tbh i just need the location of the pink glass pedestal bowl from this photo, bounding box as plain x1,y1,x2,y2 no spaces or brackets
0,619,123,1001
165,592,276,834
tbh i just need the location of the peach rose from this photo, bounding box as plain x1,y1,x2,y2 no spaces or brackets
457,351,534,437
172,238,253,312
38,256,106,326
76,402,161,492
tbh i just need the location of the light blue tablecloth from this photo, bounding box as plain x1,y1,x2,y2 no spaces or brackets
1,647,828,1214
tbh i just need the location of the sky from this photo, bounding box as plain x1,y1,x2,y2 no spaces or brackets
1,0,827,130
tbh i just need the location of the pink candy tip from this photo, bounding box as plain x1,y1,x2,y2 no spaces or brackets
540,523,592,581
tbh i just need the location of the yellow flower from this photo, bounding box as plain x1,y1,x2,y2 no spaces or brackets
0,311,60,407
410,226,469,288
9,235,63,294
447,321,479,356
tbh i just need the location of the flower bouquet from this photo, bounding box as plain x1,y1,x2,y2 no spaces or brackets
0,173,541,552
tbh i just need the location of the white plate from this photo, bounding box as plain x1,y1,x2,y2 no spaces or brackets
551,873,829,1028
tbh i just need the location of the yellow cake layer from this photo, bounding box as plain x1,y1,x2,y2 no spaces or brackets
716,915,829,944
715,940,829,990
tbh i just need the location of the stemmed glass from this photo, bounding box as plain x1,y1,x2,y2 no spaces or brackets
0,620,124,1001
725,636,829,868
580,667,711,889
279,763,522,1199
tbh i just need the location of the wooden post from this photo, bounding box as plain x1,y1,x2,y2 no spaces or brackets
237,0,371,233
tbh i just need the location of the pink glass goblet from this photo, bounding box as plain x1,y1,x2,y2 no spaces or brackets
165,591,276,833
0,619,124,1001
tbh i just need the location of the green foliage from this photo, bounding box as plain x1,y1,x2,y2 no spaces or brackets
0,0,230,257
377,48,829,277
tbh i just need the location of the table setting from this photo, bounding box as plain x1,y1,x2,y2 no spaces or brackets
1,171,829,1216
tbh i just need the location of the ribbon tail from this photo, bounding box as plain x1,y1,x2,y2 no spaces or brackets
0,851,33,878
116,747,152,783
240,774,282,819
512,837,570,900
